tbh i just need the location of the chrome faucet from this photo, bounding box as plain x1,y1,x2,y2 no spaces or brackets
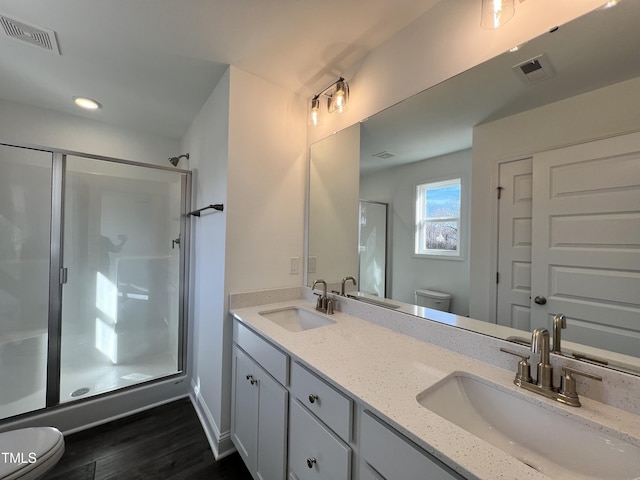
501,326,602,407
341,276,357,296
312,279,334,314
553,313,566,354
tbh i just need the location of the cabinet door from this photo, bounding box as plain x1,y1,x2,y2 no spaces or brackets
359,462,385,480
231,347,259,472
256,367,288,480
289,400,351,480
360,411,464,480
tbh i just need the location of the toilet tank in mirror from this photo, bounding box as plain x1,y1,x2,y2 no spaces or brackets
306,1,640,375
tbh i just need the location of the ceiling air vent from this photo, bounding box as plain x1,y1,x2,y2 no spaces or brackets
513,54,553,84
372,151,395,159
0,14,60,54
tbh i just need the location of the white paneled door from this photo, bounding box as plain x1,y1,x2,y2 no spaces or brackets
497,131,640,356
497,158,533,332
530,132,640,356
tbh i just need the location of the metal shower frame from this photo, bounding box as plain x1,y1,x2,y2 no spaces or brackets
1,141,193,414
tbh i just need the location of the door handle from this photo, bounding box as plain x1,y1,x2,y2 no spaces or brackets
534,295,547,305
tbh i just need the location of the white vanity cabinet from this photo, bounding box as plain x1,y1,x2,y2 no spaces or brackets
289,361,353,480
230,316,468,480
232,321,289,480
359,410,465,480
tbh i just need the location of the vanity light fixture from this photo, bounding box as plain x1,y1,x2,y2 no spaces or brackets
309,77,350,126
481,0,515,29
73,96,102,110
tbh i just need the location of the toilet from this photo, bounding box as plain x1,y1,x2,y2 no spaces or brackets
415,289,451,312
0,427,64,480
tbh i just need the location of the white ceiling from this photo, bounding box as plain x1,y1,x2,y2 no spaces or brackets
0,0,440,140
359,0,640,174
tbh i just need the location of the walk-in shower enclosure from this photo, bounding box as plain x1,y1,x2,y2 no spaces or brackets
0,143,191,421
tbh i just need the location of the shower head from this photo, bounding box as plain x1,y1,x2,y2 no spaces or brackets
169,153,189,167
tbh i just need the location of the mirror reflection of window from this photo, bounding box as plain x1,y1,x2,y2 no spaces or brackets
415,178,461,257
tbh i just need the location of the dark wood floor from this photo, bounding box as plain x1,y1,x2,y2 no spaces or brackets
42,397,253,480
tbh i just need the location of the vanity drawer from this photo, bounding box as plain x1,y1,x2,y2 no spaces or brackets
289,399,351,480
360,411,464,480
290,361,352,441
233,320,289,385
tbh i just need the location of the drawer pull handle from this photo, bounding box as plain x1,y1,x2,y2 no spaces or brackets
246,374,257,385
306,457,317,468
308,394,319,404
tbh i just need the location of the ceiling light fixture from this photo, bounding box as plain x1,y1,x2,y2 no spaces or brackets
309,77,350,127
73,96,102,110
481,0,515,29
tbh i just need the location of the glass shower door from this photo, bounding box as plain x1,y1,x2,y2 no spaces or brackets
60,156,185,402
0,145,52,419
358,201,388,297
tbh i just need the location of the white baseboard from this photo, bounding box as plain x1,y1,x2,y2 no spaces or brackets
190,379,236,460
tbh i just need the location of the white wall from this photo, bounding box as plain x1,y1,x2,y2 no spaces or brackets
0,98,179,165
469,76,640,322
180,69,231,455
226,66,307,294
182,66,307,457
308,0,603,145
360,149,471,315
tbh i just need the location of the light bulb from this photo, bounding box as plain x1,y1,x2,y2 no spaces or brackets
73,96,102,110
309,97,322,126
334,92,345,111
481,0,515,29
328,80,349,114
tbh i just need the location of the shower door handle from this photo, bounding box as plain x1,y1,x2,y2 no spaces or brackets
59,267,68,285
172,235,180,249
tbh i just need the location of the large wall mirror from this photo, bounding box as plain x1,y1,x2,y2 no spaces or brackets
308,1,640,375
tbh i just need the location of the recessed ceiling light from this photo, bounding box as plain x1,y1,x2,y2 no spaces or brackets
73,96,102,110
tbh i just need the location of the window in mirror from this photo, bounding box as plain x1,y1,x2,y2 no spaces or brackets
415,178,461,258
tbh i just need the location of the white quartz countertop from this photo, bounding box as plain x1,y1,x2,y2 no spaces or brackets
231,299,640,480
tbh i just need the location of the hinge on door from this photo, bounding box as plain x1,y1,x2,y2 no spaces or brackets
497,186,504,199
60,267,68,285
496,272,500,284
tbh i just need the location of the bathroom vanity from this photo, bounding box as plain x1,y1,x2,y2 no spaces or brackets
229,287,640,480
231,307,463,480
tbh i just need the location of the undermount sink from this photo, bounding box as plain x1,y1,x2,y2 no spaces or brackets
417,372,640,479
259,306,336,332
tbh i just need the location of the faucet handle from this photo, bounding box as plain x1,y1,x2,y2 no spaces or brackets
326,298,334,315
500,347,533,385
559,366,602,406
